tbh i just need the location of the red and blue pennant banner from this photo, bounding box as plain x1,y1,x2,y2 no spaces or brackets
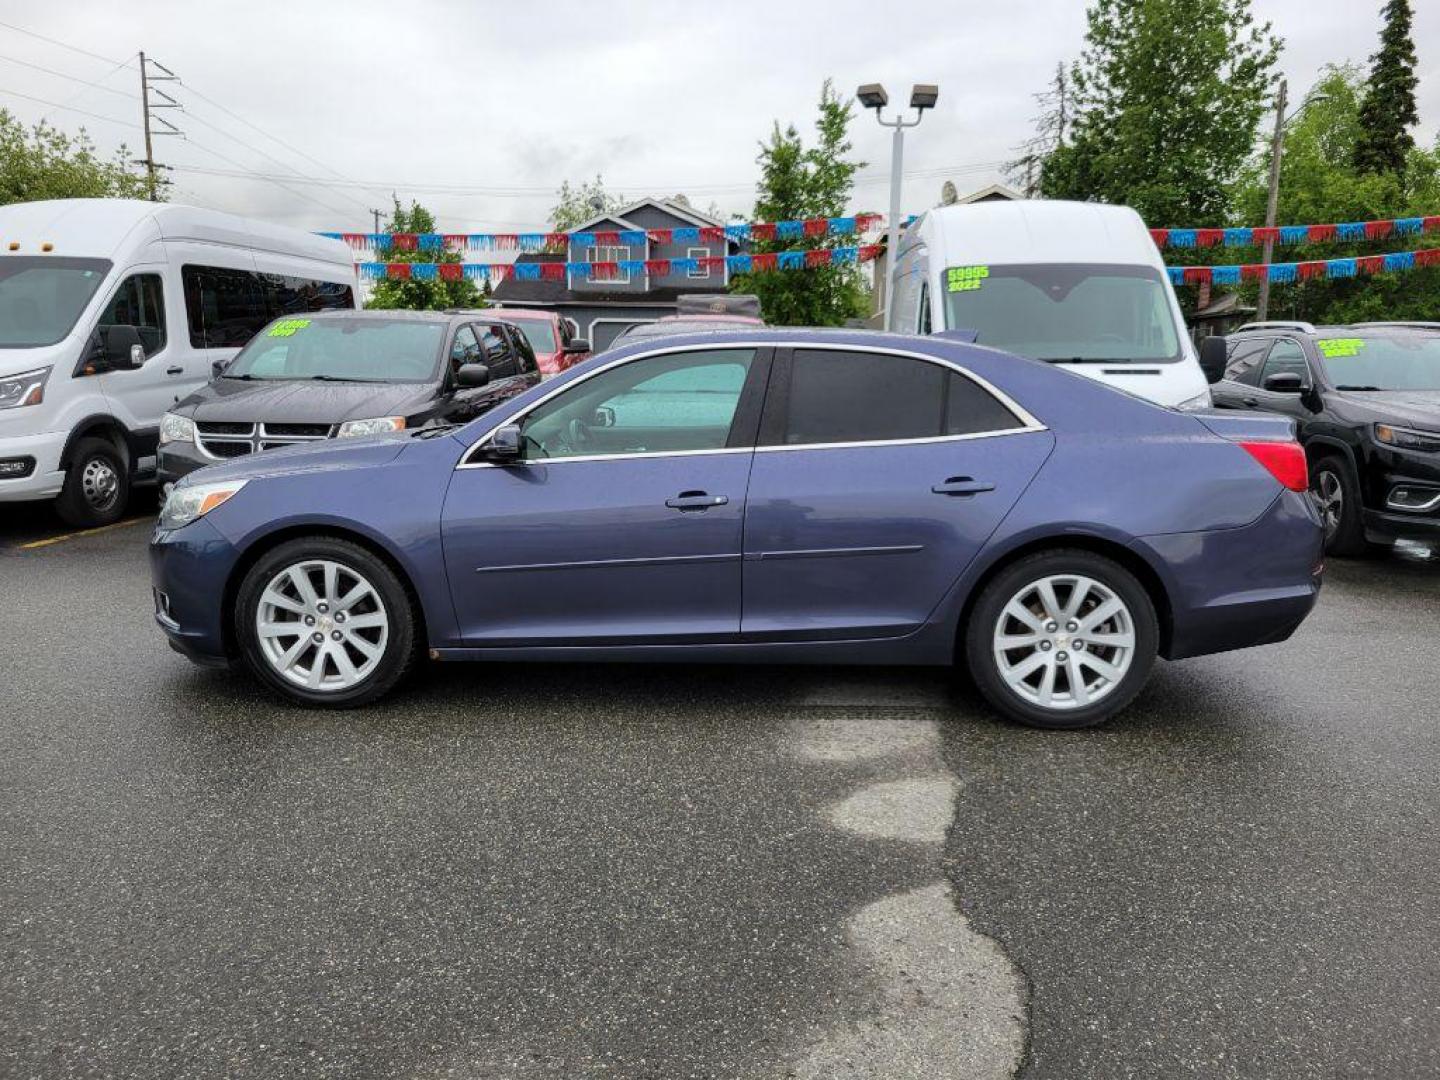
1151,215,1440,249
356,245,882,282
324,213,883,254
1165,246,1440,286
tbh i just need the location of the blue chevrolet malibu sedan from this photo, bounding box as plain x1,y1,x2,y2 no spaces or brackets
150,329,1323,729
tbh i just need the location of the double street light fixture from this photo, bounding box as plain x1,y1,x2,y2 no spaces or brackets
858,82,939,328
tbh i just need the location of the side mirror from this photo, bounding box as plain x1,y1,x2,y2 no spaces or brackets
105,325,147,369
1197,335,1228,385
457,363,491,388
592,405,615,428
211,357,231,378
563,338,591,355
484,423,522,460
1263,371,1305,393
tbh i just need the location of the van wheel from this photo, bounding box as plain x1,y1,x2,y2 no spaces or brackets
56,437,129,528
1310,454,1377,557
235,537,418,708
964,549,1158,730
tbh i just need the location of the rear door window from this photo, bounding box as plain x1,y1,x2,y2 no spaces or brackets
1223,338,1271,386
776,349,1019,446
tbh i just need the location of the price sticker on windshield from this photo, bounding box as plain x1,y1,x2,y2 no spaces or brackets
1316,338,1364,358
267,318,311,338
947,265,990,292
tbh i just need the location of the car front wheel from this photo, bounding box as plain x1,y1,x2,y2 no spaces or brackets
965,549,1158,729
235,537,417,707
1310,455,1375,557
56,436,129,528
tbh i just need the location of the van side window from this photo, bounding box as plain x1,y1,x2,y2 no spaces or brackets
182,265,355,350
917,283,932,334
97,274,166,356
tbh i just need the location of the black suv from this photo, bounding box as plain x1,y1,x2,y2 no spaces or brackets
158,310,540,488
1207,321,1440,554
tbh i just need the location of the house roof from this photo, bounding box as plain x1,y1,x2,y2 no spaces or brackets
956,183,1025,204
565,197,724,235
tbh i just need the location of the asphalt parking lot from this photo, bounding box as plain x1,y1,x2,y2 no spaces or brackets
2,498,1438,1079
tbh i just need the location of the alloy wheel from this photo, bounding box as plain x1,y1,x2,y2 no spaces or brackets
80,457,120,511
255,559,389,692
1314,469,1343,541
992,574,1136,711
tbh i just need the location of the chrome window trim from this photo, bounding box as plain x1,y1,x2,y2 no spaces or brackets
456,339,1047,471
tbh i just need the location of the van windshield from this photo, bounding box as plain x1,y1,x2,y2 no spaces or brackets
0,257,112,347
942,263,1181,363
224,318,445,382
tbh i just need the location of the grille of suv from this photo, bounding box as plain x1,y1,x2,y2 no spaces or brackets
195,422,336,459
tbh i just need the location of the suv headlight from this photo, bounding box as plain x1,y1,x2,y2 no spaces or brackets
0,366,51,410
159,412,196,445
1174,390,1212,412
1374,423,1440,453
337,416,406,438
158,478,249,531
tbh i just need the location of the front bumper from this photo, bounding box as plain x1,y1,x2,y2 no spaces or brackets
0,428,67,501
1363,507,1440,545
150,515,241,666
156,439,215,487
1137,488,1325,661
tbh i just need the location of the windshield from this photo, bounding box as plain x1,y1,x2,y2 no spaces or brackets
942,263,1181,363
0,257,111,347
224,318,446,382
1318,334,1440,391
511,320,556,353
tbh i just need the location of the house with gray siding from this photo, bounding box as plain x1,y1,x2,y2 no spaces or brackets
492,198,739,350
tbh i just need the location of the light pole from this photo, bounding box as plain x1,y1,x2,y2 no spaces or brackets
1255,80,1329,322
858,83,938,329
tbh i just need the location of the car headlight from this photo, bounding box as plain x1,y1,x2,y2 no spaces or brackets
1173,389,1212,412
159,411,196,446
0,366,51,410
158,478,249,531
1374,423,1440,453
336,416,406,438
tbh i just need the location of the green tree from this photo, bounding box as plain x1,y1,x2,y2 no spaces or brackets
1226,65,1440,323
1040,0,1280,224
731,79,869,326
0,111,154,204
365,197,483,311
1353,0,1419,175
550,174,625,230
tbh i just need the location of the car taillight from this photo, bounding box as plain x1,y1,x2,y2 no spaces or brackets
1238,440,1308,492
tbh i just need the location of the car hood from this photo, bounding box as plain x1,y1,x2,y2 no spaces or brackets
173,379,434,423
1333,389,1440,430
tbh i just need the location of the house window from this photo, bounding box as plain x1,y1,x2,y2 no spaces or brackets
585,245,631,285
687,247,710,279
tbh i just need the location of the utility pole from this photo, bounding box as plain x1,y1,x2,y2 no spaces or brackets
136,53,181,202
1256,78,1288,323
371,208,383,234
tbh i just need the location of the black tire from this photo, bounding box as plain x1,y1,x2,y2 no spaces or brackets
1310,453,1378,557
234,536,418,708
964,549,1159,730
55,436,130,528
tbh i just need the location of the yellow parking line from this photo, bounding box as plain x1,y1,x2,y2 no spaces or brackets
17,516,149,550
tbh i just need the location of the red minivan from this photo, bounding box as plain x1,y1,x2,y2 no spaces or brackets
484,308,590,378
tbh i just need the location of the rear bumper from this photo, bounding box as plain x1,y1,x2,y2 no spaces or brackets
1137,489,1325,660
150,515,239,665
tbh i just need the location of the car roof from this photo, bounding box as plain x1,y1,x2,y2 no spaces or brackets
299,309,464,324
481,307,555,321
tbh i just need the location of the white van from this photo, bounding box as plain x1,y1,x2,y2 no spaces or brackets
888,200,1212,410
0,199,357,526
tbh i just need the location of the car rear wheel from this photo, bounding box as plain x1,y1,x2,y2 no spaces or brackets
965,549,1158,729
1310,455,1376,557
56,437,129,528
235,537,417,708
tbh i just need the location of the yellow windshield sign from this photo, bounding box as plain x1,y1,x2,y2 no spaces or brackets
267,318,311,338
947,265,989,292
1316,338,1364,358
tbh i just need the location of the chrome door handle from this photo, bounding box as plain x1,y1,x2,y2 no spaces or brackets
1242,396,1258,407
932,477,995,497
666,491,728,511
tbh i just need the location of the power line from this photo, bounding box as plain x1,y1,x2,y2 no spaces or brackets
181,136,361,220
0,84,140,128
0,18,134,68
0,51,137,100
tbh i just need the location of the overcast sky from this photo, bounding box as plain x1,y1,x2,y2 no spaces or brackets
1,0,1436,234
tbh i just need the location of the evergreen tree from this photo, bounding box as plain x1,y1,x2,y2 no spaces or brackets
1353,0,1420,175
1040,0,1280,224
366,197,484,311
732,80,869,326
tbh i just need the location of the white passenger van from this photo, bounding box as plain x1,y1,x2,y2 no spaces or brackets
888,200,1213,410
0,199,357,526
